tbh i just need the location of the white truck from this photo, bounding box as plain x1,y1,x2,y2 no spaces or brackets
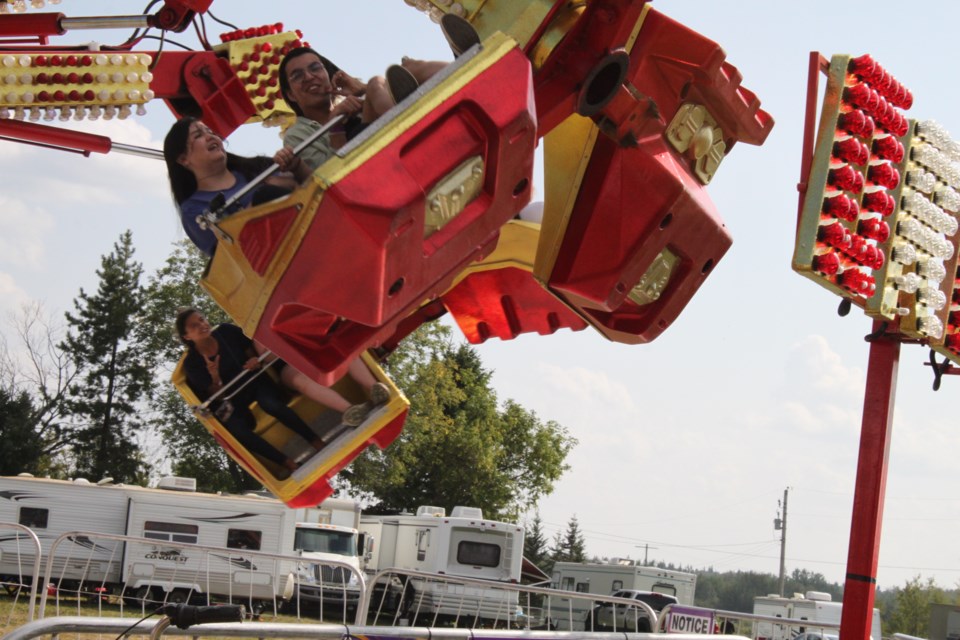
359,505,524,624
753,592,882,640
289,497,364,613
0,474,298,605
548,559,697,630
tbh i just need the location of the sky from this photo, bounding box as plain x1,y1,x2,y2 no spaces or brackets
1,0,959,593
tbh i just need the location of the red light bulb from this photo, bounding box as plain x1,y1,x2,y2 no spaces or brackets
848,55,875,79
868,163,900,189
833,138,869,165
813,252,841,275
822,194,853,219
828,165,862,193
818,222,848,246
872,136,904,162
858,217,891,242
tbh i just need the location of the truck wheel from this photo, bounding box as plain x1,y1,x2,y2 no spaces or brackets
166,589,190,605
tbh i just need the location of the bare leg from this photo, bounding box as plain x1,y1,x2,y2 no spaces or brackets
401,57,447,84
362,76,394,121
280,366,352,412
347,357,378,393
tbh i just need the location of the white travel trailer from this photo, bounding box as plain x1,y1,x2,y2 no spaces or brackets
0,474,298,604
753,592,882,640
359,506,524,623
548,559,697,630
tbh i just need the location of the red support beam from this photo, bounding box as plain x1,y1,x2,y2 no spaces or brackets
840,320,900,640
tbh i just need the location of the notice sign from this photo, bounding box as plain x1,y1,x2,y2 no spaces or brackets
665,605,716,634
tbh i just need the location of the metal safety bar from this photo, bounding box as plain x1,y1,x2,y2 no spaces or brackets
2,615,749,640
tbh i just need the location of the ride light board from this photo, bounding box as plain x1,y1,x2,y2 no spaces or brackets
215,23,303,127
794,54,960,347
0,51,153,121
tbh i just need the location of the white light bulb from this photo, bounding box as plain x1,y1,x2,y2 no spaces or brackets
893,272,922,293
19,73,30,85
918,259,947,283
109,55,123,66
918,315,944,339
95,54,108,66
918,287,947,310
4,74,16,85
892,243,918,265
18,55,30,67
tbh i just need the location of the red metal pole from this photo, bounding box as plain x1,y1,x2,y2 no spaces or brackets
840,320,900,640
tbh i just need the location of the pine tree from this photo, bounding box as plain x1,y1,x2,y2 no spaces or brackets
63,231,152,483
552,515,587,563
0,388,43,474
524,512,552,573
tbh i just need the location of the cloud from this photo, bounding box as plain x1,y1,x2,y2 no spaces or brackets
0,196,54,269
537,362,638,415
786,334,864,393
0,272,29,314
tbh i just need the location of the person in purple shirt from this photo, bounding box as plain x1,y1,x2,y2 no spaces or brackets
163,117,297,256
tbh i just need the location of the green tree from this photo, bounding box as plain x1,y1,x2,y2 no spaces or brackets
62,231,152,483
887,575,945,637
345,323,575,519
524,512,551,572
137,240,247,491
552,515,587,563
0,387,43,474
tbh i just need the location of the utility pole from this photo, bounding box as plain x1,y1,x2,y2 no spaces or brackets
634,544,658,565
774,487,789,596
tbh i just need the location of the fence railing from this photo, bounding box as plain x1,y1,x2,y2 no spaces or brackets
361,567,657,631
0,524,41,624
0,527,366,625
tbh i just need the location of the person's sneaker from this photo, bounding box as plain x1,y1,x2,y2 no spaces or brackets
370,382,390,406
386,64,419,104
342,402,373,427
440,13,480,58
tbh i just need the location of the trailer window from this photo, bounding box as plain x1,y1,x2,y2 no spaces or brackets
143,521,199,544
456,541,500,567
19,507,48,529
612,580,623,591
561,577,574,591
576,582,590,592
227,529,262,550
651,582,677,597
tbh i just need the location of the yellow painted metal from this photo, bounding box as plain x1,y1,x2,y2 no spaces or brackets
449,219,543,286
627,249,680,306
666,103,726,185
414,0,560,52
171,350,409,505
424,155,485,238
528,1,586,70
534,112,599,284
200,31,521,335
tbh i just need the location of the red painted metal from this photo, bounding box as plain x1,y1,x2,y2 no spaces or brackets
441,267,588,343
0,13,64,38
840,320,900,640
253,48,536,383
547,136,731,344
798,52,831,230
0,118,112,155
538,6,772,344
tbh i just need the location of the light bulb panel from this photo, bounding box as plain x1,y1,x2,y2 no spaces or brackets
794,54,912,312
215,25,303,126
0,52,152,121
876,119,960,344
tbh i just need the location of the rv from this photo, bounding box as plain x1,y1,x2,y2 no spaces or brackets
753,592,882,640
0,474,298,605
359,506,524,623
290,497,364,612
548,559,697,630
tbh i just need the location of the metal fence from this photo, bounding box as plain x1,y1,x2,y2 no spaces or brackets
0,528,365,627
0,524,41,625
